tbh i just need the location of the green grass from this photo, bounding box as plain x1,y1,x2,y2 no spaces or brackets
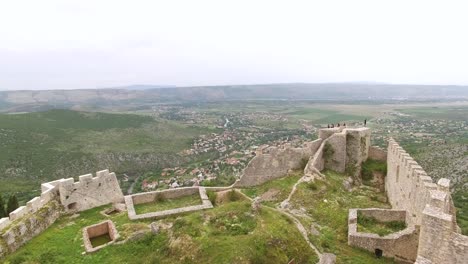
289,170,394,263
357,212,406,237
241,171,302,206
361,159,387,182
397,106,468,121
90,234,112,247
134,194,201,214
5,200,318,263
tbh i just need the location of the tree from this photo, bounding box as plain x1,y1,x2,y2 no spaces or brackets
0,195,6,218
7,194,19,215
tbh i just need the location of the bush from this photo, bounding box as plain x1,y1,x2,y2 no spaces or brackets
227,189,240,202
207,190,217,206
154,193,165,203
361,159,387,182
307,182,318,191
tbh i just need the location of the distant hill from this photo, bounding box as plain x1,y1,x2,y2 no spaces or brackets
0,83,467,112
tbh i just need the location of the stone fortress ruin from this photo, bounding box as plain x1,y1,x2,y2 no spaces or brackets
0,127,466,263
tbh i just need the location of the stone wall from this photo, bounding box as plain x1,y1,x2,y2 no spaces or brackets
0,168,125,259
83,220,119,253
415,182,468,263
58,169,124,212
348,208,419,263
345,128,371,182
235,139,322,187
384,139,467,263
304,127,371,181
368,146,387,161
0,175,61,236
386,139,440,225
125,187,213,220
323,132,347,173
0,200,62,257
131,187,199,205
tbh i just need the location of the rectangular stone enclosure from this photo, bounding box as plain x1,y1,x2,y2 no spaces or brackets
125,187,213,220
82,220,119,253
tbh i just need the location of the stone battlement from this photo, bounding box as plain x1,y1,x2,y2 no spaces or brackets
0,169,123,258
349,138,468,264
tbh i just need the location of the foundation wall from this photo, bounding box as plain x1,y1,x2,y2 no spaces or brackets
348,208,419,262
83,220,119,253
131,187,199,205
125,187,213,220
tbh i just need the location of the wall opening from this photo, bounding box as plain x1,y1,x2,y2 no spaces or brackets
375,248,383,258
68,202,77,210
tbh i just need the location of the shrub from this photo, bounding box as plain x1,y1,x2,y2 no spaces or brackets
227,189,240,202
207,190,217,206
307,182,318,191
361,159,387,182
154,193,165,203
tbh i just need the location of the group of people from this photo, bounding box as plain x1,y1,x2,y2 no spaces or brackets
326,119,367,129
327,123,346,128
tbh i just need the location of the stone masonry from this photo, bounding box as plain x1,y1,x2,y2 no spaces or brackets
349,138,468,264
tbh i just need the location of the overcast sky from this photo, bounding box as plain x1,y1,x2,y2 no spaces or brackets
0,0,467,90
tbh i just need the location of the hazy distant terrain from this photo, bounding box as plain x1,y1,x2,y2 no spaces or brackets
1,83,468,113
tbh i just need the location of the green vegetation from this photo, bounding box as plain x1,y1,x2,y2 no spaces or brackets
5,200,318,263
206,190,217,206
0,195,6,218
323,142,335,160
290,170,393,263
0,109,214,203
90,234,112,248
357,212,406,237
361,159,387,182
453,190,468,235
241,171,302,206
6,194,19,215
134,194,201,214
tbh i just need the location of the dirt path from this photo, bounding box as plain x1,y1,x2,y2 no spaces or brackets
236,189,323,259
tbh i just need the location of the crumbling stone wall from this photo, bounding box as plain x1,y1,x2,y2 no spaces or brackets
366,139,468,264
348,208,419,263
58,169,124,212
0,200,62,257
323,132,347,173
235,139,322,187
345,128,371,182
304,127,371,181
369,146,387,161
415,180,468,264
